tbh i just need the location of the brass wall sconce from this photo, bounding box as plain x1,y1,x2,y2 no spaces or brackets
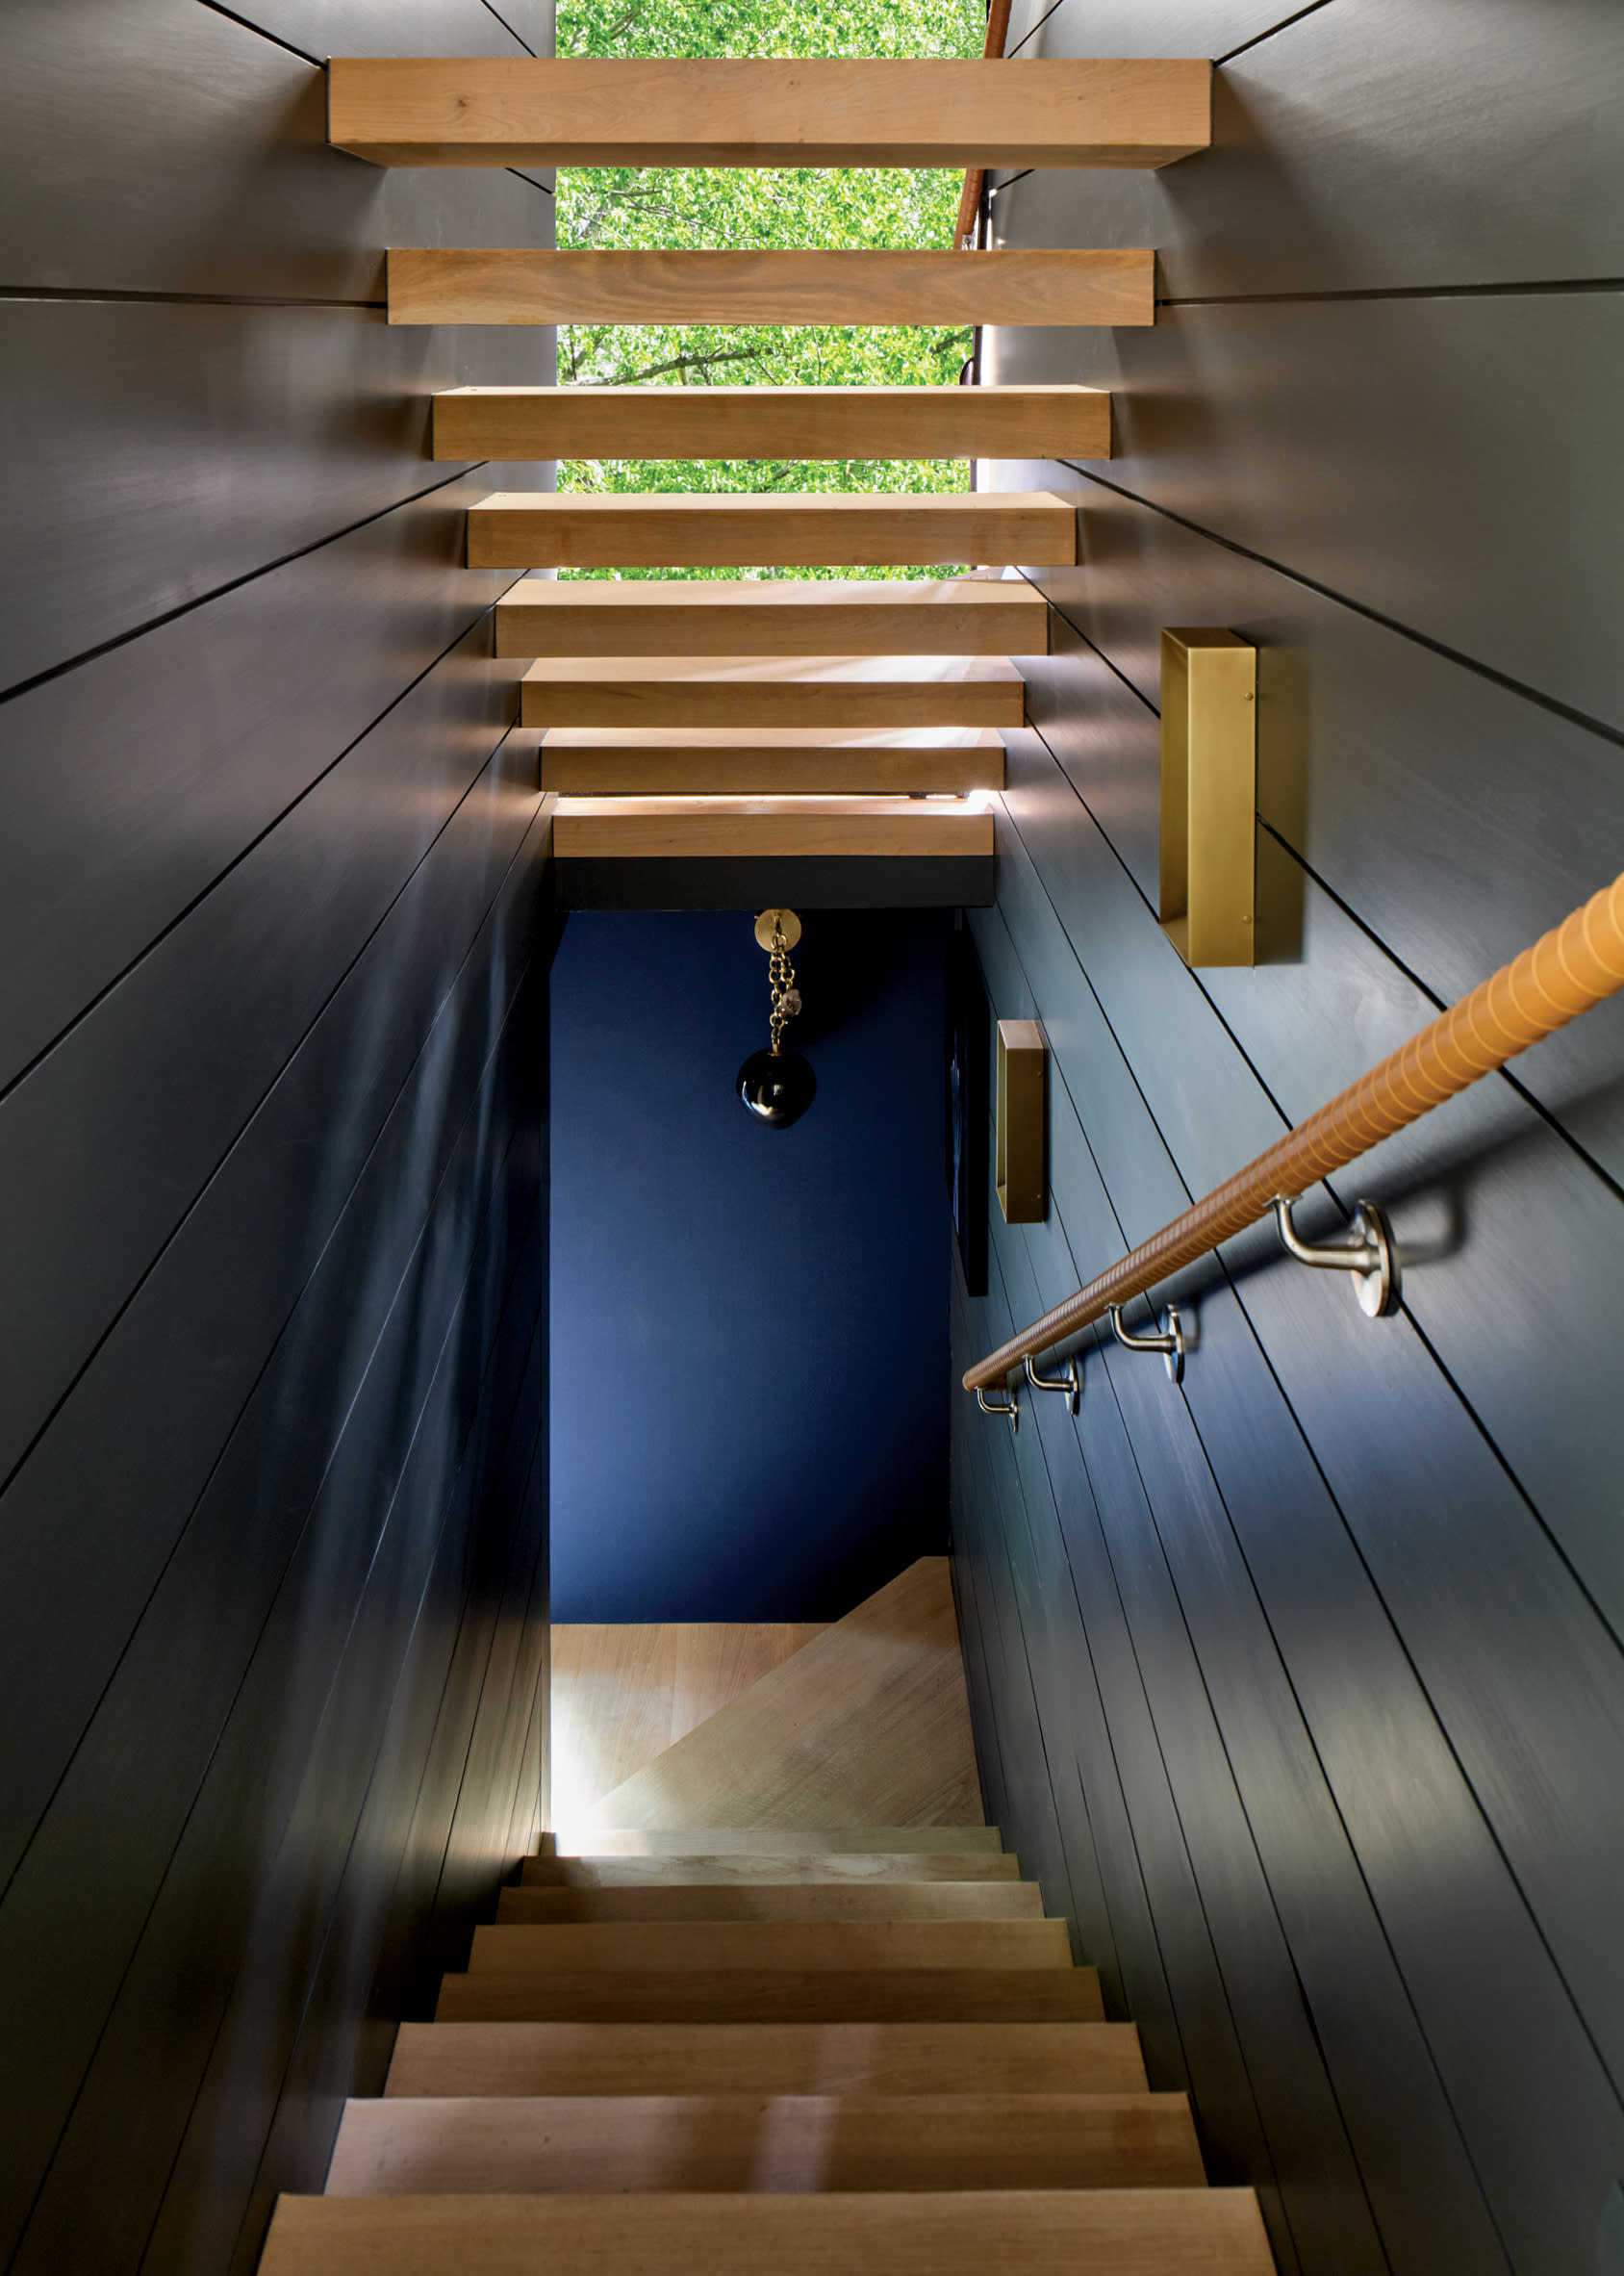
996,1018,1046,1223
1159,627,1257,967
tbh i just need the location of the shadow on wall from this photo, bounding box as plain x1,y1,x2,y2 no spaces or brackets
550,908,952,1624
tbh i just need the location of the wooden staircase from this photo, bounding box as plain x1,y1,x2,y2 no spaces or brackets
256,1561,1268,2269
261,1824,1271,2271
325,50,1210,910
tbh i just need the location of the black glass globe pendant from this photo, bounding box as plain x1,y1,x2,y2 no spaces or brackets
737,1045,816,1129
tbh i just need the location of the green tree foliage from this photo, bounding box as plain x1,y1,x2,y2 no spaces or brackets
556,0,984,576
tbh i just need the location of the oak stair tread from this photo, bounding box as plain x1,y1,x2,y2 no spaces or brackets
391,247,1153,328
327,56,1213,170
434,1967,1105,2025
495,1880,1044,1922
468,1918,1073,1972
538,728,1004,799
556,1826,1006,1854
264,2187,1272,2274
442,388,1109,466
520,652,1025,732
549,796,995,864
467,491,1078,571
495,576,1049,660
384,2020,1149,2099
324,2090,1205,2196
520,1849,1024,1884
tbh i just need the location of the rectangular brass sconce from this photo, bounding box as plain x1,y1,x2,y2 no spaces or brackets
1159,627,1257,966
996,1019,1046,1224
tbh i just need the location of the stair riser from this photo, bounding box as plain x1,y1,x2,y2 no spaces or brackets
325,2092,1205,2196
520,1853,1021,1886
551,1828,1005,1855
265,2187,1275,2275
385,2021,1147,2099
435,1970,1105,2025
495,1883,1045,1923
469,1920,1073,1972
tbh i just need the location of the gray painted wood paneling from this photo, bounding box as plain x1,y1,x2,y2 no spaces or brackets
982,292,1624,730
1000,0,1624,291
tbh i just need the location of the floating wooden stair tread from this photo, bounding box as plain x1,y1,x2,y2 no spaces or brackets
496,577,1049,660
520,1847,1023,1884
384,2020,1149,2099
539,728,1004,798
443,389,1110,467
326,2089,1205,2195
393,249,1153,328
266,2189,1272,2274
435,1968,1105,2024
551,797,993,863
468,1919,1072,1973
560,1826,1006,1854
520,654,1025,732
468,492,1077,571
495,1879,1043,1922
328,58,1212,169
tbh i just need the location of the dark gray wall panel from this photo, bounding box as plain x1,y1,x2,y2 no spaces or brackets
1000,0,1624,290
1004,0,1293,61
0,1,554,2264
0,793,550,2267
230,0,542,59
0,483,505,1092
957,13,1624,2276
0,770,548,1914
1009,492,1624,1181
0,298,548,694
983,292,1624,729
0,0,552,300
0,623,528,1505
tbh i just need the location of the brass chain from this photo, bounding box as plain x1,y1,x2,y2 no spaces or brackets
768,916,801,1057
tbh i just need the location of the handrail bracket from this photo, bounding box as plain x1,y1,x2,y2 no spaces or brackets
1026,1352,1081,1414
1273,1193,1400,1318
1108,1302,1186,1384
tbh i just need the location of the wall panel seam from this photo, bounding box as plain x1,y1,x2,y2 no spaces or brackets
0,610,507,1118
0,466,483,713
1047,460,1624,749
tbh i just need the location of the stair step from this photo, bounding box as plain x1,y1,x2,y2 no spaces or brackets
520,1851,1022,1886
328,57,1212,170
520,654,1025,733
326,2089,1204,2196
443,390,1109,468
560,1827,1004,1854
434,1968,1104,2025
495,577,1048,662
265,2187,1272,2274
469,1920,1073,1974
385,2020,1146,2099
550,796,995,864
539,728,1005,799
495,1880,1045,1924
467,492,1077,571
392,248,1152,328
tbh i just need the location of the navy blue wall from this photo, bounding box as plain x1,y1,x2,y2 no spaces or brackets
551,909,950,1622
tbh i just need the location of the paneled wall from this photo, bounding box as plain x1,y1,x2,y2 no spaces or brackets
953,8,1624,2276
0,4,555,2271
550,910,951,1622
